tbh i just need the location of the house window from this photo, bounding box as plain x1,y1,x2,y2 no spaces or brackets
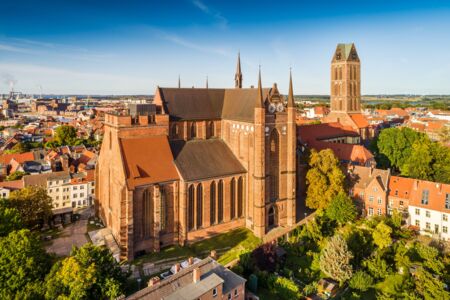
369,196,374,202
415,220,420,227
435,224,439,234
400,200,404,207
80,186,84,190
443,214,448,222
234,289,238,297
446,193,450,209
228,294,232,300
80,193,84,198
426,211,430,218
377,208,382,216
373,187,378,192
426,222,431,230
377,197,382,205
421,190,429,205
368,207,373,216
395,190,398,196
74,186,78,190
443,226,448,233
74,194,77,198
212,288,217,297
415,208,420,216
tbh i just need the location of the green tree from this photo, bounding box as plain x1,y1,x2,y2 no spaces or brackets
377,127,425,171
345,227,373,267
0,205,22,236
363,252,390,279
415,243,445,275
45,243,127,299
400,139,434,180
430,142,450,184
0,229,51,298
349,271,373,292
54,125,77,146
325,192,357,225
319,234,353,283
414,267,449,300
306,149,346,210
5,171,28,181
7,186,53,225
268,276,301,300
372,221,392,250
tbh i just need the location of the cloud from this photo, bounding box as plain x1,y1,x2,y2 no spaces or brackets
191,0,228,29
154,29,231,57
0,43,39,54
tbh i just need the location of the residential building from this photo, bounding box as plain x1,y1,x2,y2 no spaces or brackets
408,180,450,240
348,165,390,217
126,256,246,300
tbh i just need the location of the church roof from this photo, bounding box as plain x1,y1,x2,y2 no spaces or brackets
334,43,359,62
170,139,246,181
119,135,179,189
157,87,271,123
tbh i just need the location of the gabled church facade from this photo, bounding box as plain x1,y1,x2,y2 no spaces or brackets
96,55,297,260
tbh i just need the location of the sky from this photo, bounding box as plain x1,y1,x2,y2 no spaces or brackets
1,0,450,95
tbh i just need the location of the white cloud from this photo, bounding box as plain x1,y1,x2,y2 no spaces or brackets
191,0,228,29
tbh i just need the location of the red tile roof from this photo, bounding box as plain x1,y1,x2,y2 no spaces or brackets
389,176,415,198
120,136,179,188
0,180,24,190
310,140,374,165
349,113,369,128
298,122,359,143
0,152,35,165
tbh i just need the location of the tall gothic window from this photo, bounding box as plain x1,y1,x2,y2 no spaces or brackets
208,121,215,138
269,130,279,201
160,185,167,231
230,178,236,219
196,184,203,228
238,177,243,217
210,181,216,225
190,122,196,139
143,189,152,238
218,180,224,223
188,185,195,231
170,123,179,139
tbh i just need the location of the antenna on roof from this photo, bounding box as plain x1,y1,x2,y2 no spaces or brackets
206,76,209,89
178,75,181,88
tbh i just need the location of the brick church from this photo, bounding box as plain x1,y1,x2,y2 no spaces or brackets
96,54,297,260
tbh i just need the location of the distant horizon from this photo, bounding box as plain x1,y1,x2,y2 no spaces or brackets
1,1,450,94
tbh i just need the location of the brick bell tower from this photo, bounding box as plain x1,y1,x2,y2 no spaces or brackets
330,43,361,113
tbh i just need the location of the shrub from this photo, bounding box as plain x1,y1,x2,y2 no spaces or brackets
349,271,373,292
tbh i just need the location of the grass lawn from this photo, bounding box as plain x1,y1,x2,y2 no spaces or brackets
133,228,261,266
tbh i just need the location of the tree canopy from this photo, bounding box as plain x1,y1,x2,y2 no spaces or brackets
376,127,450,183
372,221,392,250
306,149,346,210
6,186,53,226
319,234,353,283
54,125,78,146
325,192,357,225
0,229,51,299
0,206,23,237
45,243,127,299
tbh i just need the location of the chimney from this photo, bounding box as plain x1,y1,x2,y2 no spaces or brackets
369,166,374,176
148,276,160,287
174,263,181,274
188,257,194,266
193,267,201,283
210,250,217,260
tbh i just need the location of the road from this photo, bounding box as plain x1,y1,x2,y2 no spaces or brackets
46,207,92,256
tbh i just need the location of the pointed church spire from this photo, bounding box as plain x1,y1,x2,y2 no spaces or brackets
235,52,242,88
206,76,209,89
178,75,181,88
256,65,264,107
288,68,295,108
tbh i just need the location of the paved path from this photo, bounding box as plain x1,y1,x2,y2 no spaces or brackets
46,207,92,256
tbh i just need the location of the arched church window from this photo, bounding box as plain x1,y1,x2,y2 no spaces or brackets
143,188,152,238
190,122,196,139
238,177,243,217
196,184,203,228
269,130,279,201
210,181,216,225
230,178,236,219
208,121,215,138
218,180,224,223
188,185,195,231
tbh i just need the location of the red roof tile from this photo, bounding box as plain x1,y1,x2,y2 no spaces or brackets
0,152,35,165
120,136,179,188
349,113,369,128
